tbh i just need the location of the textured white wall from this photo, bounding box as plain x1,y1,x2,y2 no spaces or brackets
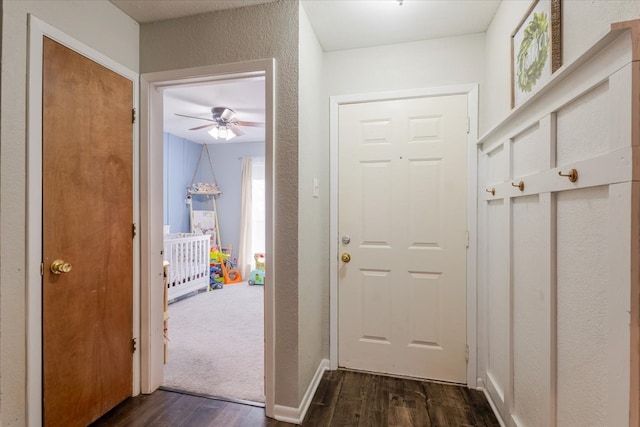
481,0,530,135
563,0,640,64
140,0,302,407
0,1,139,424
482,0,640,134
297,4,328,402
323,33,485,98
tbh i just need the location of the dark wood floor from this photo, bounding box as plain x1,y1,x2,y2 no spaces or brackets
92,370,499,426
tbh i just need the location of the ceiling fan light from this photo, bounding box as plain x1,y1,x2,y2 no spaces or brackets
208,126,220,139
217,126,228,140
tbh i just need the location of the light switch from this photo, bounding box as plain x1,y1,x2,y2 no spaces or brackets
313,178,319,198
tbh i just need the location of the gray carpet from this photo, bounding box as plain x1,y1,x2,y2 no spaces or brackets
163,282,264,403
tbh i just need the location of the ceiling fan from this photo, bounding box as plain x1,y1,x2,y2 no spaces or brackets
175,107,265,140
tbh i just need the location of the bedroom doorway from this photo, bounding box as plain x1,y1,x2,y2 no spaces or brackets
140,59,275,416
161,77,266,403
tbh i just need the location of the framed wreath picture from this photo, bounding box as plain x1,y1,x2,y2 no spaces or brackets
511,0,561,107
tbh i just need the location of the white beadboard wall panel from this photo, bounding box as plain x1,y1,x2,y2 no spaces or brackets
607,182,633,427
512,125,541,179
479,148,635,203
556,186,610,426
609,63,634,151
629,182,640,426
556,82,610,167
486,143,508,186
512,195,548,427
486,199,509,406
476,22,640,426
476,151,490,383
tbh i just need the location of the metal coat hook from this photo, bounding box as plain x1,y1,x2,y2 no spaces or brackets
558,168,578,183
511,181,525,191
485,188,496,196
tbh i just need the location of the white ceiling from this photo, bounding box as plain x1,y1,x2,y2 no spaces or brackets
302,0,501,52
163,77,266,145
112,0,501,144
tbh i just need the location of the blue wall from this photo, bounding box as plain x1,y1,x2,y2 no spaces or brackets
209,142,265,260
163,133,201,233
163,133,265,259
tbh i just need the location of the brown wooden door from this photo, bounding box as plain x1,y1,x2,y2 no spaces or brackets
42,37,133,426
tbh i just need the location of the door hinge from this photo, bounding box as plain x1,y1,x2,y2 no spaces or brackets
40,262,44,276
132,223,137,239
465,230,470,248
132,108,136,124
466,117,470,134
131,337,137,353
465,344,469,363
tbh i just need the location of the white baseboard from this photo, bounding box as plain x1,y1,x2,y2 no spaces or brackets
273,358,330,424
477,378,506,427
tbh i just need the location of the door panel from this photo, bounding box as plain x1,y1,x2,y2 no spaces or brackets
338,95,468,383
42,37,133,426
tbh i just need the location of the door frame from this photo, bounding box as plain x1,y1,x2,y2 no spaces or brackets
26,16,140,426
139,60,275,416
329,85,479,388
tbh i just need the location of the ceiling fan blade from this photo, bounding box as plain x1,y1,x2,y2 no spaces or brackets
189,123,215,131
235,120,265,128
175,113,215,122
228,124,245,137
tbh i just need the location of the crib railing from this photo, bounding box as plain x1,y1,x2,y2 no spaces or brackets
163,234,210,301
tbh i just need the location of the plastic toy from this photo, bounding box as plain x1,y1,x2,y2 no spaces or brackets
248,253,266,285
220,257,243,284
254,253,266,270
248,269,265,286
210,250,229,263
209,265,223,290
209,250,230,288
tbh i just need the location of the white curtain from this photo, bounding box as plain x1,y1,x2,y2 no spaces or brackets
238,157,253,278
250,161,266,259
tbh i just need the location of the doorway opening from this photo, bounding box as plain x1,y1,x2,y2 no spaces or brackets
140,59,275,416
161,77,266,403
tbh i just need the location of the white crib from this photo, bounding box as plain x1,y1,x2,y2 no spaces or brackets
163,233,210,301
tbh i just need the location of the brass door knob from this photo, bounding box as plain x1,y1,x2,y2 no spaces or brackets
50,259,72,275
341,253,351,263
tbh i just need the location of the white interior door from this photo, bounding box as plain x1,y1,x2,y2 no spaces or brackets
338,94,468,383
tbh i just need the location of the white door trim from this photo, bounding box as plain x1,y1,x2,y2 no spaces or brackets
139,59,276,417
329,85,479,387
26,15,140,426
